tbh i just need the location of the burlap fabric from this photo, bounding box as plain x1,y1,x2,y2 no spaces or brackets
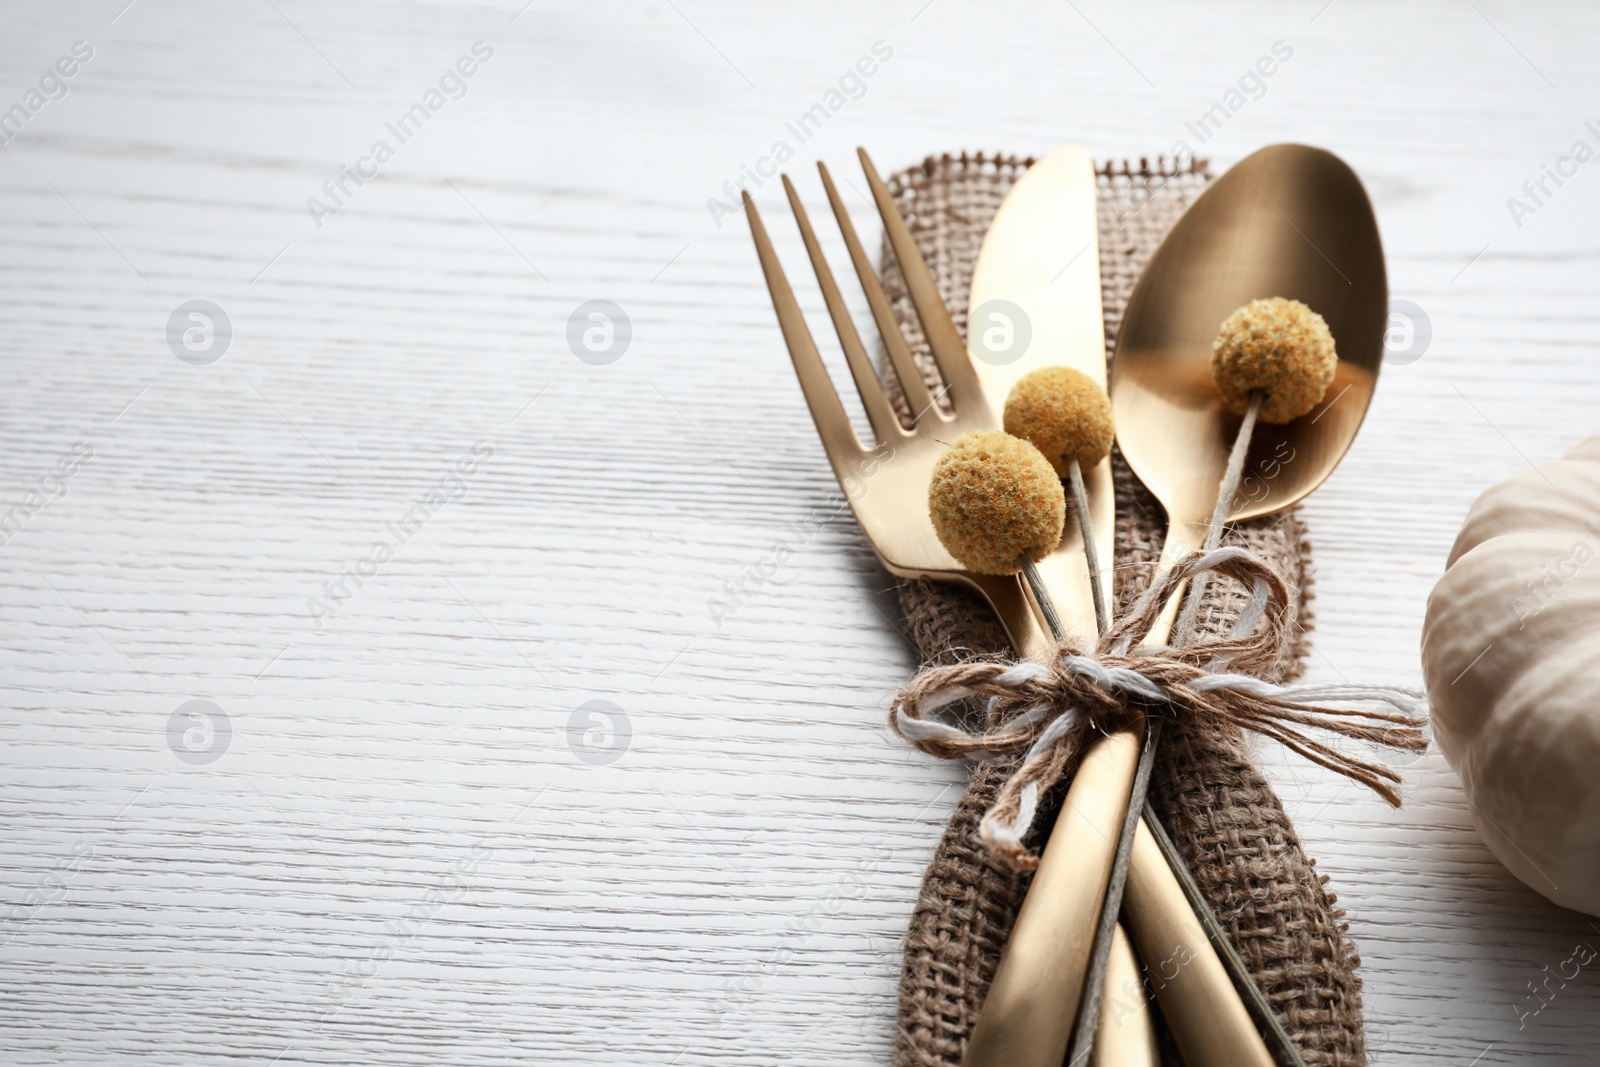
879,153,1366,1066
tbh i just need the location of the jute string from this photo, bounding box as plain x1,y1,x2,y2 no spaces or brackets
892,547,1427,871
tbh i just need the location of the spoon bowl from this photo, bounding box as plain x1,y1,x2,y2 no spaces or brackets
1112,143,1386,565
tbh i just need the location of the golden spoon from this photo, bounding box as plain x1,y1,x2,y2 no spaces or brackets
1107,142,1387,1065
1113,143,1386,639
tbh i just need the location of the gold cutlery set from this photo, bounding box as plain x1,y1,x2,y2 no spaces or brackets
746,143,1393,1066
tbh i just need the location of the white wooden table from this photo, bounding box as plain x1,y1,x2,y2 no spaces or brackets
2,1,1597,1062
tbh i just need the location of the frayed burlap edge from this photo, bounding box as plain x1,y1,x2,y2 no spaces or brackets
881,151,1365,1067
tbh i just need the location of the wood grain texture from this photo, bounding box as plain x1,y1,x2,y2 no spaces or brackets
1,0,1598,1062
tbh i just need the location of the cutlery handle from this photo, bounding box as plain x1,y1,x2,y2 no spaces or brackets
965,513,1270,1066
1089,923,1161,1066
961,727,1140,1067
969,572,1055,662
1146,517,1211,645
1112,513,1278,1066
963,728,1275,1067
1124,818,1275,1067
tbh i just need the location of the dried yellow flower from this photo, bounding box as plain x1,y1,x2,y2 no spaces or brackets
1211,297,1337,424
1002,366,1114,477
928,431,1065,576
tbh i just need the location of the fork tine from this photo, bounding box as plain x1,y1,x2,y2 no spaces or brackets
743,190,866,465
816,162,940,427
781,175,903,446
857,147,985,416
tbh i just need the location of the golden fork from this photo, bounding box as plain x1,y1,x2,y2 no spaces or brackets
744,162,1051,664
744,158,1153,1063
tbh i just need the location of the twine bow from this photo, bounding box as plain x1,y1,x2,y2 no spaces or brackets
890,547,1429,871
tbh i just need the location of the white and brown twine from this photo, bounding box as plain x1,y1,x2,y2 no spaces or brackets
891,546,1426,872
879,151,1400,1067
